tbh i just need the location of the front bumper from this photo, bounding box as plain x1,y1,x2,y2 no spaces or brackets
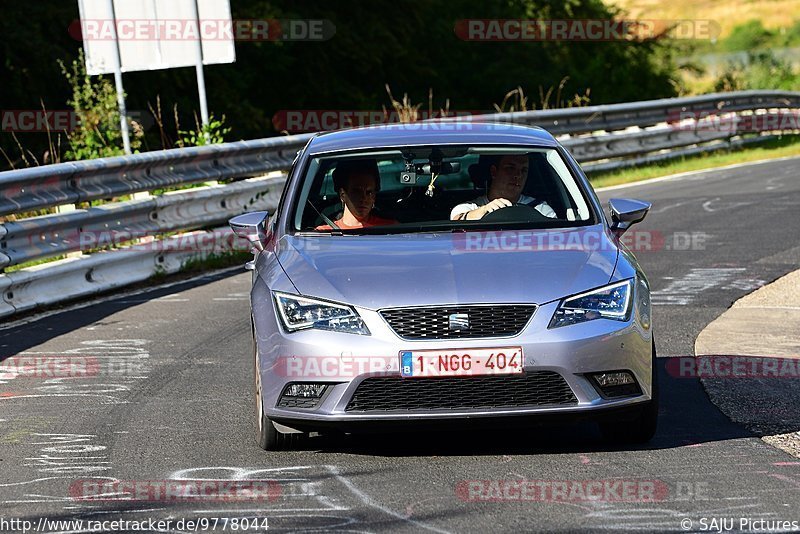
253,287,654,432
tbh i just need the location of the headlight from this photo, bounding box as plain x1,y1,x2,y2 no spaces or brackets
549,279,633,329
273,292,370,335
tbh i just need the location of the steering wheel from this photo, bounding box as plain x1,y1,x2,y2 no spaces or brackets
481,203,553,223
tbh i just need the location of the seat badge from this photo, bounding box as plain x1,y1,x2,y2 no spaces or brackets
448,313,469,331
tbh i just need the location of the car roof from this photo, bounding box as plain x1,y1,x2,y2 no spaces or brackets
305,122,559,155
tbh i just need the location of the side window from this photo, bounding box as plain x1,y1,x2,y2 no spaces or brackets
546,150,591,221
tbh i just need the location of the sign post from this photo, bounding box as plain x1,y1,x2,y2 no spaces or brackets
187,0,210,141
103,0,131,154
77,0,236,151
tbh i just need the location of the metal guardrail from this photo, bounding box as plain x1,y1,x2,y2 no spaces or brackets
0,176,284,268
0,225,245,320
0,134,313,217
582,134,781,174
0,90,798,319
487,90,800,134
563,127,732,162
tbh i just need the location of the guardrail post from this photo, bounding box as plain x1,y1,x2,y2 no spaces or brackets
56,203,83,259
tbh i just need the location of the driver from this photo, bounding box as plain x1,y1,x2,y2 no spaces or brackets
450,154,556,220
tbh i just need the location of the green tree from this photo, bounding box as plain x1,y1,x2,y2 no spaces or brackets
724,20,773,52
713,51,800,91
1,0,680,170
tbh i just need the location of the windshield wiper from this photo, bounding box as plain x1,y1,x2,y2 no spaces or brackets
306,200,343,234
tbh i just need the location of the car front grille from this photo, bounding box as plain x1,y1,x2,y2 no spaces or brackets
379,305,536,340
345,372,576,412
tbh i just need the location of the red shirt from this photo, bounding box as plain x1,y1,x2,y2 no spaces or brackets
315,214,397,231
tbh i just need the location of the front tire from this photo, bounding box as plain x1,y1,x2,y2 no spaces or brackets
599,338,659,444
253,334,301,451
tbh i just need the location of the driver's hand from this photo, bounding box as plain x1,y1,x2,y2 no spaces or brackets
460,198,513,220
481,198,512,215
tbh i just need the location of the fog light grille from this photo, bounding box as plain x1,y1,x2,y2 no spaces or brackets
589,371,641,398
277,383,329,409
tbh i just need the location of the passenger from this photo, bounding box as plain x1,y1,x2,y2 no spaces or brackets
450,154,557,220
315,159,398,230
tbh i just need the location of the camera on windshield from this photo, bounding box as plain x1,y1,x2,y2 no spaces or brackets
399,149,462,187
400,161,417,184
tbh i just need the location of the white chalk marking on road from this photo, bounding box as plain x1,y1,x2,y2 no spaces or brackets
0,394,128,402
81,507,167,515
651,199,704,214
722,278,766,291
0,477,65,487
326,464,452,534
213,292,250,301
116,298,190,303
766,176,787,191
170,465,315,480
651,267,747,305
702,197,753,213
169,465,349,513
3,498,74,504
768,473,800,489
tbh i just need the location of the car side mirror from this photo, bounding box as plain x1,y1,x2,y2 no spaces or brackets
609,198,651,236
229,211,270,255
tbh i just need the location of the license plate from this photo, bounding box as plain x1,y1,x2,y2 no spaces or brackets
400,347,523,378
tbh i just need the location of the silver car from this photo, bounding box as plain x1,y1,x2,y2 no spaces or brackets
230,123,656,450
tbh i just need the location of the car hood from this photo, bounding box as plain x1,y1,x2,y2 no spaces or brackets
276,225,619,310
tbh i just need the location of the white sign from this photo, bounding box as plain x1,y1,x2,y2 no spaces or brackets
77,0,236,75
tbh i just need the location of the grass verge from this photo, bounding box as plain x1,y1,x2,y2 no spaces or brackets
587,135,800,188
147,251,250,281
176,251,252,276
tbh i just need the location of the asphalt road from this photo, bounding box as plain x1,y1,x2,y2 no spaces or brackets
1,156,799,533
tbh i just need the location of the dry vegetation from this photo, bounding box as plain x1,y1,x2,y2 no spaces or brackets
604,0,800,37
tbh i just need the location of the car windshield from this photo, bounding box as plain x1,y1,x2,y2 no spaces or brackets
292,146,595,234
